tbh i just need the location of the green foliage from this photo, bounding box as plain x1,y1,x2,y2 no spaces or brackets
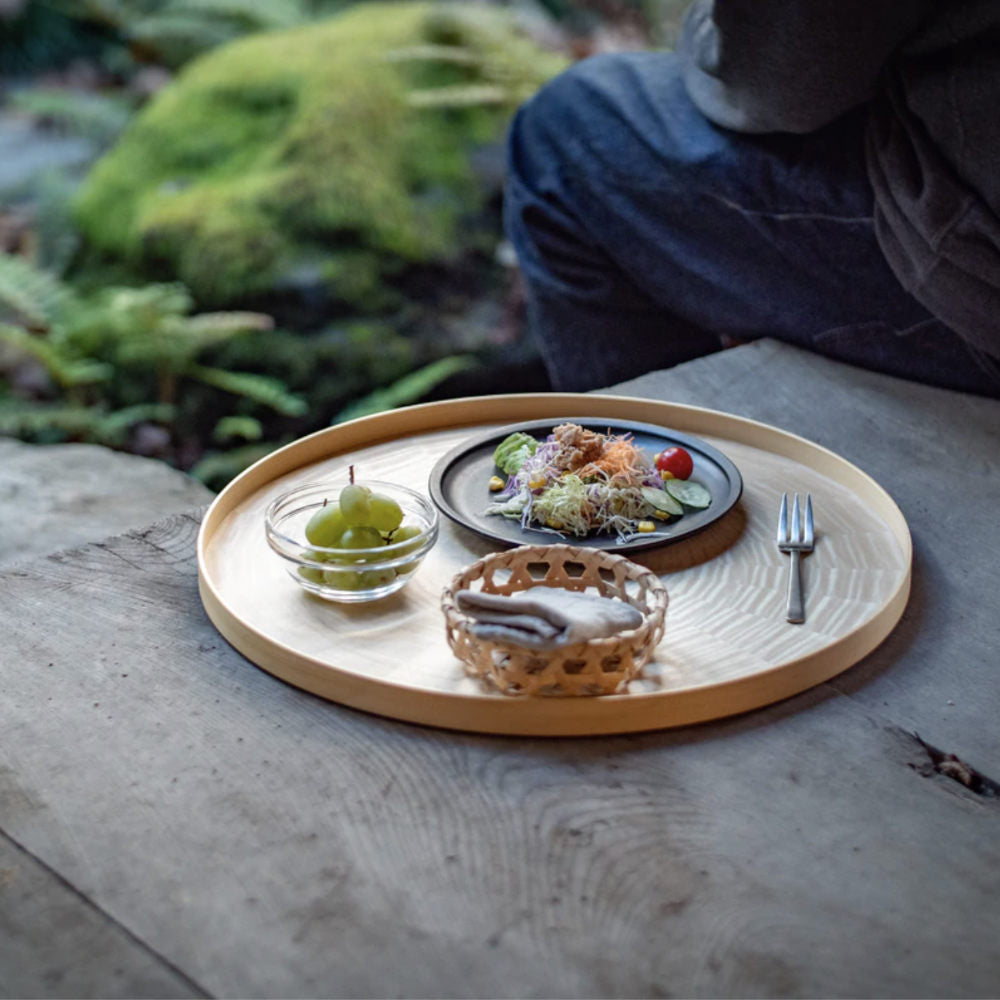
213,414,262,442
187,346,475,488
16,169,85,277
0,90,130,278
204,317,474,427
0,251,482,486
335,354,474,422
2,1,571,489
37,0,355,69
0,320,111,386
0,399,175,446
6,88,133,146
186,364,307,416
0,1,124,76
206,320,417,418
188,440,278,490
73,1,567,306
124,0,317,67
0,249,70,329
0,251,305,449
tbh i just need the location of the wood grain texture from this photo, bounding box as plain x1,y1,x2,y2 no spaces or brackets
0,438,212,570
613,341,1000,767
2,341,999,999
0,832,202,999
1,522,998,997
198,395,910,734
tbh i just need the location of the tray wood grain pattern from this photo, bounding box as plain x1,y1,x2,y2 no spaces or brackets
197,393,911,735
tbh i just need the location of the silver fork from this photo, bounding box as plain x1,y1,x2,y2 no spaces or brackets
777,493,814,624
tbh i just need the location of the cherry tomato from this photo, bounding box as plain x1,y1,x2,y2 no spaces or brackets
655,446,693,480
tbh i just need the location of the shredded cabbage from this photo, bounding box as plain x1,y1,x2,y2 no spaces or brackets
484,424,687,541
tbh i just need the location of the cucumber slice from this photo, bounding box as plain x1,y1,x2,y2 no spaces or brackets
641,486,684,517
666,479,712,509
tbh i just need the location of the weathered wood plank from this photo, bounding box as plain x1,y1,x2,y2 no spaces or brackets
0,832,203,999
0,438,212,571
1,341,998,998
610,340,1000,769
1,521,998,998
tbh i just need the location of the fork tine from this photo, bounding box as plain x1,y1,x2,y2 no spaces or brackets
777,492,788,543
803,494,814,547
791,493,802,545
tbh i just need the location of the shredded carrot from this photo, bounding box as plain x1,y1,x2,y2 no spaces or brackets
575,434,647,485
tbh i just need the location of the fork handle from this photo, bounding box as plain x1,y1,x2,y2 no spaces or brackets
786,550,805,624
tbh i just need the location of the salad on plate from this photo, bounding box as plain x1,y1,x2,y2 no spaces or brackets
484,422,711,542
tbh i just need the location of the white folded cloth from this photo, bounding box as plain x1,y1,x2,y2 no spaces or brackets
455,586,643,650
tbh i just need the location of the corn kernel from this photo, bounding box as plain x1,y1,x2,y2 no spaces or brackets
637,520,656,533
488,475,505,491
528,477,547,490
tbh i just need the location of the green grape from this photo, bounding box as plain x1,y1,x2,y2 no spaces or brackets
322,567,364,590
323,566,396,590
390,523,424,555
359,568,396,588
338,525,384,557
305,503,347,547
339,484,372,525
367,492,403,532
298,547,329,583
389,523,425,577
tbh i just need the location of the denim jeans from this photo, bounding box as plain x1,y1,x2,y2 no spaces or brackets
504,51,1000,397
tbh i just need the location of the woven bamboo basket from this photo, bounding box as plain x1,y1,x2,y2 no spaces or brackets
442,544,668,697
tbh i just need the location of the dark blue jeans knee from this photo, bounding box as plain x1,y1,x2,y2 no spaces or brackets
504,51,1000,396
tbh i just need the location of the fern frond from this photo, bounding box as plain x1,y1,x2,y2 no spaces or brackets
336,355,475,423
94,403,176,446
124,13,241,54
0,321,112,386
190,441,278,490
213,415,263,442
0,252,71,328
405,85,509,109
186,364,308,416
104,283,193,321
124,0,306,63
180,310,275,346
0,399,172,446
0,400,103,439
169,0,305,29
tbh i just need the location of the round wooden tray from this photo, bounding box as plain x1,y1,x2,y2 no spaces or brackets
197,393,911,736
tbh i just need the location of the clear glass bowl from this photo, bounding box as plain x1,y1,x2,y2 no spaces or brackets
264,478,439,603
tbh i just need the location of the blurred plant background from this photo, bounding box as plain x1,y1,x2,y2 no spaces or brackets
0,0,685,489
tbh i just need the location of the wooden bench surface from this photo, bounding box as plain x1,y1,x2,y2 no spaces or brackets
2,339,998,998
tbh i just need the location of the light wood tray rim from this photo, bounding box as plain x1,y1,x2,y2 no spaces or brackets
197,392,912,736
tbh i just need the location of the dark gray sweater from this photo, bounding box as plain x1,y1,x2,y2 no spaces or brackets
679,0,1000,361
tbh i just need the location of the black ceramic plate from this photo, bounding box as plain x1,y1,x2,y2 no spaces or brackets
428,417,743,552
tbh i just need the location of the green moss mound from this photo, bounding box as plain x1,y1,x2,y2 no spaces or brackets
73,2,566,306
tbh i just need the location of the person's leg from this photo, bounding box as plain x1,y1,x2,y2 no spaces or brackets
504,51,1000,396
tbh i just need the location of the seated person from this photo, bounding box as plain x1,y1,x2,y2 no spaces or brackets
503,0,1000,397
